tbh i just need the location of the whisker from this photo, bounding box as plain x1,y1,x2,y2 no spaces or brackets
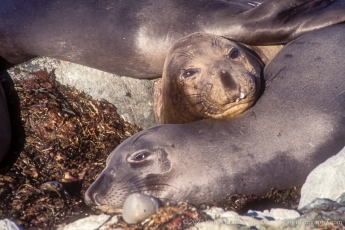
115,175,144,191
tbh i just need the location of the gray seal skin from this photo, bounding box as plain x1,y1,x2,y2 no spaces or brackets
85,23,345,212
0,82,11,162
153,32,282,124
1,0,345,78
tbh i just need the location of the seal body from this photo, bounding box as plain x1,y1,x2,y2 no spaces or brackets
153,32,282,124
0,82,11,162
85,24,345,211
1,0,345,78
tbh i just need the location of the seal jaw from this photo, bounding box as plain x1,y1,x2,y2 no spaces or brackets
93,205,123,214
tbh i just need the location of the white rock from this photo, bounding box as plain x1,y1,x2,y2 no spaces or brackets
99,215,120,230
122,193,160,224
0,219,24,230
298,146,345,209
58,214,110,230
201,207,227,219
190,223,240,230
8,57,157,128
263,208,300,220
201,208,262,227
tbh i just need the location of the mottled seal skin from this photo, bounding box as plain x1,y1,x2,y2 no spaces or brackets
85,24,345,212
1,0,345,78
153,32,282,124
0,82,11,162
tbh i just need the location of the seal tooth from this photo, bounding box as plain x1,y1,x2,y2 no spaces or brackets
236,98,240,102
240,92,246,99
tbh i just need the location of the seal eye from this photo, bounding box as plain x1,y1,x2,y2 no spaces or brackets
131,151,151,162
181,68,201,80
227,48,240,59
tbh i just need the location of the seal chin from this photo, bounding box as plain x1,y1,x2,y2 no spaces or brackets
216,103,251,119
201,96,253,118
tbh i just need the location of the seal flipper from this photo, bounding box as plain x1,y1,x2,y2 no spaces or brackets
224,0,345,45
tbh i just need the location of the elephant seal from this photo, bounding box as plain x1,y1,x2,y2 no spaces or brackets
85,23,345,212
153,32,282,124
0,82,11,162
1,0,345,78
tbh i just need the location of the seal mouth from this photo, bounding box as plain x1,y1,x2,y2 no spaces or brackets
197,75,257,118
199,98,251,117
233,91,246,103
95,205,123,214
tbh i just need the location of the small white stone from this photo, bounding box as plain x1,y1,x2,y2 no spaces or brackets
265,208,300,220
122,193,160,224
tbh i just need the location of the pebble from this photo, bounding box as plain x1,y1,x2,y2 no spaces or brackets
122,193,161,224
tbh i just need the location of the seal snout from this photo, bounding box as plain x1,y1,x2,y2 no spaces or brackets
84,191,98,206
85,172,110,207
86,192,104,206
93,193,102,206
217,70,248,103
219,70,237,90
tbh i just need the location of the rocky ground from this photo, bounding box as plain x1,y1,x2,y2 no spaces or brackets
0,69,141,229
1,58,344,230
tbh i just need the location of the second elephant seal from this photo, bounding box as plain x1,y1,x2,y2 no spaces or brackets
1,0,345,78
153,33,281,124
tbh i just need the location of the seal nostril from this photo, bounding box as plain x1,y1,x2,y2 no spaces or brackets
93,193,102,206
220,71,236,90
